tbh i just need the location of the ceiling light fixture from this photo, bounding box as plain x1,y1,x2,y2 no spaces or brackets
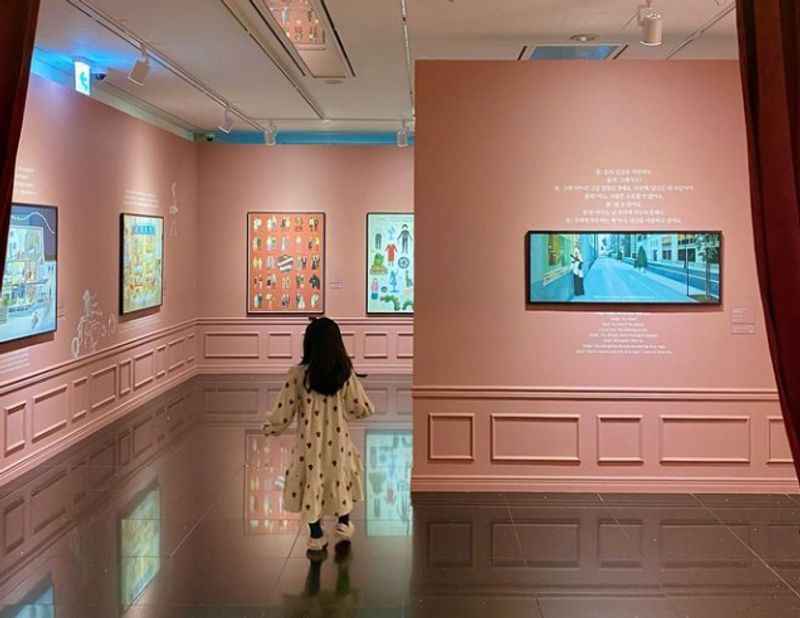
396,119,409,148
264,122,277,146
570,34,597,43
639,3,663,46
218,107,235,134
128,44,151,86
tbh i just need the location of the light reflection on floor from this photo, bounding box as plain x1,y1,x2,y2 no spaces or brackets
1,375,800,617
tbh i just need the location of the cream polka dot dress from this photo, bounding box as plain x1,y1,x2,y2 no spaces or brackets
262,366,375,523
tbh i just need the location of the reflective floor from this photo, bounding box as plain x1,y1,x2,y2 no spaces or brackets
2,375,800,616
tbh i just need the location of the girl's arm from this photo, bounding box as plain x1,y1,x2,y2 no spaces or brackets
263,372,300,436
343,374,375,421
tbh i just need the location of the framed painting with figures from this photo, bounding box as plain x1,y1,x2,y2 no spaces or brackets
247,212,325,314
366,213,414,315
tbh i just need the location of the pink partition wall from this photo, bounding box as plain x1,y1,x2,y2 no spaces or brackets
413,60,795,493
196,144,414,374
0,76,199,486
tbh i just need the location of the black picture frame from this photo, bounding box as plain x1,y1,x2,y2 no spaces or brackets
245,211,327,316
119,213,165,316
365,212,415,316
525,230,723,306
0,202,59,345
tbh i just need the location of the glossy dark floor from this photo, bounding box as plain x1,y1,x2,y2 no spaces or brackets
2,375,800,617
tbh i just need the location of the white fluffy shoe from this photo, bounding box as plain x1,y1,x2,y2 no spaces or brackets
334,521,355,542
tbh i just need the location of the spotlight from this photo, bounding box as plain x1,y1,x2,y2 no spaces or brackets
639,6,663,46
128,45,150,86
396,119,409,148
264,122,277,146
218,107,234,134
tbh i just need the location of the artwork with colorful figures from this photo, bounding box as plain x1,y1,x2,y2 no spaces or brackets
366,213,414,314
247,212,325,314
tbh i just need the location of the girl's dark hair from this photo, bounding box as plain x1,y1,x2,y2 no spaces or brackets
301,317,352,395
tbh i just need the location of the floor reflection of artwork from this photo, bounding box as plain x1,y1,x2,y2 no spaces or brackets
365,431,413,536
244,432,299,534
0,204,57,344
0,575,54,618
366,213,414,314
120,485,161,612
120,214,164,315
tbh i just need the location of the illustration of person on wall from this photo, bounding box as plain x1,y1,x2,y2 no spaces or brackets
310,274,321,290
309,217,319,232
267,216,277,231
296,294,306,310
375,232,382,250
398,224,412,254
281,294,290,308
310,292,320,308
370,278,379,300
389,271,399,294
312,255,320,270
294,216,303,231
385,242,398,267
296,274,305,289
571,247,585,296
300,255,308,270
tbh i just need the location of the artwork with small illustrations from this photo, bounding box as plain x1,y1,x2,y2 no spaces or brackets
247,212,325,314
366,213,414,314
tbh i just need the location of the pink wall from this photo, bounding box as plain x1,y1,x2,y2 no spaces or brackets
0,76,199,486
195,145,415,374
412,60,794,492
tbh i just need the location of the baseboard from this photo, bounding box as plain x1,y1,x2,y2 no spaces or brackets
411,473,800,494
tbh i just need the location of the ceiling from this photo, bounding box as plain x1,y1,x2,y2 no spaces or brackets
33,0,739,136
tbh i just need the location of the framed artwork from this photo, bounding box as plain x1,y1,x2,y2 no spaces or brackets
526,231,722,305
119,482,161,613
366,213,414,314
0,574,54,617
0,203,58,344
247,212,325,314
120,214,164,315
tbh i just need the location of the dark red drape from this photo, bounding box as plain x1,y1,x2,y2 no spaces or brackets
0,0,41,283
737,1,800,481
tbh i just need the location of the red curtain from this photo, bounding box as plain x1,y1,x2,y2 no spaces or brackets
737,1,800,481
0,0,41,282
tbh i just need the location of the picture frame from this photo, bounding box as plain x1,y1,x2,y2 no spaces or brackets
246,212,326,315
0,203,59,345
366,212,414,315
525,231,723,306
119,213,164,316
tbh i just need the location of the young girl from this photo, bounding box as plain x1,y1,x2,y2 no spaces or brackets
262,317,374,554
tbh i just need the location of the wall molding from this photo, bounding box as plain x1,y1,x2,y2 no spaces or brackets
428,413,475,461
411,474,800,494
659,415,751,464
490,413,581,464
413,385,779,402
196,316,414,328
0,366,199,486
597,415,644,465
0,319,196,396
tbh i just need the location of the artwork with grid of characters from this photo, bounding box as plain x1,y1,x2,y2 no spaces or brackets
247,212,325,314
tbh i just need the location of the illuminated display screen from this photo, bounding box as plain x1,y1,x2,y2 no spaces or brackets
0,204,58,344
365,431,412,537
527,232,722,304
120,486,161,611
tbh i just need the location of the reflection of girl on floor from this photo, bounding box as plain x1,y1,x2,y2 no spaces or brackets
571,247,585,297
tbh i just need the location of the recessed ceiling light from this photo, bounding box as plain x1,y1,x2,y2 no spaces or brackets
570,34,597,43
325,79,343,85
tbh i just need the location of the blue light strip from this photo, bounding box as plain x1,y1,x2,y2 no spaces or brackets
210,130,415,146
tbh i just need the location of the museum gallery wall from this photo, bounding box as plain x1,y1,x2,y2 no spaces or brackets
0,75,199,484
413,60,791,492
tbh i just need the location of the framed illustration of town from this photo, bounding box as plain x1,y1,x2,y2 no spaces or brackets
120,214,164,315
366,213,414,315
0,203,58,344
247,212,325,314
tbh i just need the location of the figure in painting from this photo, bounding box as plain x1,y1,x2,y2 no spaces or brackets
398,224,412,254
571,247,585,297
